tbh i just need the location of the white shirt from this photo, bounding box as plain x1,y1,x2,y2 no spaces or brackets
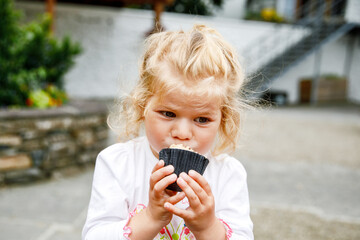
82,136,253,240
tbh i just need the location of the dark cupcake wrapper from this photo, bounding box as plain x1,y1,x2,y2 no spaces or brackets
159,148,209,192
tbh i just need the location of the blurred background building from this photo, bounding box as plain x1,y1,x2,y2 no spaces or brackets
14,0,360,105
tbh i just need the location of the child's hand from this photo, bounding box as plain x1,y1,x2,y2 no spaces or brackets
128,160,186,239
164,170,225,239
147,160,186,227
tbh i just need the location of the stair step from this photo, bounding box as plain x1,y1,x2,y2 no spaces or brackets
244,20,354,92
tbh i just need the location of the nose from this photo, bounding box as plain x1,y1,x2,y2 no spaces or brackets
171,118,192,140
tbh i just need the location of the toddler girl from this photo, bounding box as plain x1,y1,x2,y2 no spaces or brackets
82,24,253,240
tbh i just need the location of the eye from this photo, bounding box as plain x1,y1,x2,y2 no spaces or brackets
161,111,176,118
194,117,209,124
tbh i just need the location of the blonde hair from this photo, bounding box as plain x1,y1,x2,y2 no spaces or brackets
108,24,248,155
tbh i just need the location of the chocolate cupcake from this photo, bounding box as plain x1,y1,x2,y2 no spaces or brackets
159,144,209,192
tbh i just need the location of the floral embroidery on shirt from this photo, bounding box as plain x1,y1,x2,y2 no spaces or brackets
122,204,231,240
179,225,196,240
155,222,196,240
155,225,171,240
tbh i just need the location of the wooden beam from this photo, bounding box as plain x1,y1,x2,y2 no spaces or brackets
46,0,56,32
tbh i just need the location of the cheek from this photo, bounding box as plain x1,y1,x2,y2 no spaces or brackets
196,124,221,154
144,115,169,151
145,116,159,139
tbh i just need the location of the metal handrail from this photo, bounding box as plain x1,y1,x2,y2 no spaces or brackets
241,0,316,59
241,0,346,75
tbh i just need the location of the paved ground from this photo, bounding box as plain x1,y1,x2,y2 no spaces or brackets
240,105,360,240
1,105,359,240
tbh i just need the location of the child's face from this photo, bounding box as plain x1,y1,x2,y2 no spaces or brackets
144,92,222,158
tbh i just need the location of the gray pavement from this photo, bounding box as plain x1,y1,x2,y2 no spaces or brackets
1,106,360,240
245,159,360,221
0,168,92,240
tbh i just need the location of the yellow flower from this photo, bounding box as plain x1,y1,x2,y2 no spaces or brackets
261,8,276,21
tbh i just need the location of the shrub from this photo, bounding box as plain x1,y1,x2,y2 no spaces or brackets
0,0,82,108
245,7,284,23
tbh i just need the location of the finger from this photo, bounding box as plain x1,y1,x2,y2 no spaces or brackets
164,202,192,220
152,165,174,181
180,172,208,204
188,170,213,196
167,192,186,205
177,176,201,208
150,164,175,189
151,160,164,174
153,173,177,194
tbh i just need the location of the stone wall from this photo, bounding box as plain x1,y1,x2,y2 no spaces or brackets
0,100,109,184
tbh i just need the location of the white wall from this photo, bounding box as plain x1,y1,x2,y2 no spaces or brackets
271,34,360,104
16,2,154,98
14,1,277,99
348,35,360,103
276,0,296,21
15,1,360,104
345,0,360,24
212,0,246,19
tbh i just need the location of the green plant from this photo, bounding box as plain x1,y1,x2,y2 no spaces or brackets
0,0,81,108
320,73,346,81
245,7,284,23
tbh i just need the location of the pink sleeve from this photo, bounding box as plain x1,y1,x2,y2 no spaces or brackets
219,218,233,239
122,204,147,239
